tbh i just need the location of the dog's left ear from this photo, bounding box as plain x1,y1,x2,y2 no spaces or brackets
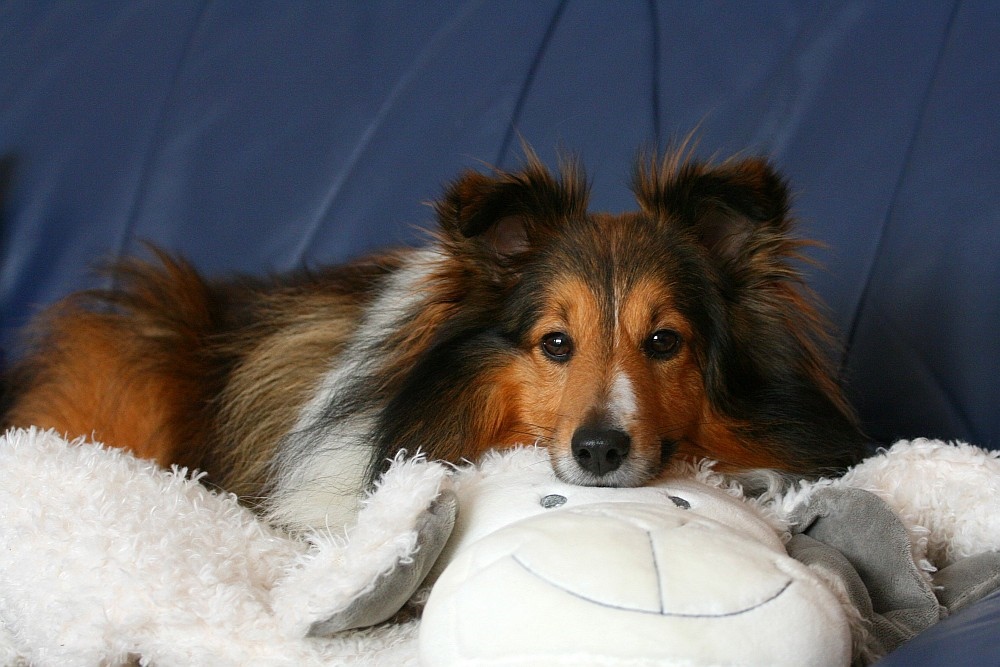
633,155,792,266
436,154,589,263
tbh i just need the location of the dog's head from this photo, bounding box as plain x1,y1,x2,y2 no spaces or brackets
431,150,865,487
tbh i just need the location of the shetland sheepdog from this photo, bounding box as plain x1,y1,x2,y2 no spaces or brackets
2,150,866,531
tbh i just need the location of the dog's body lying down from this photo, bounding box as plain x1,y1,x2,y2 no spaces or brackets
2,152,866,531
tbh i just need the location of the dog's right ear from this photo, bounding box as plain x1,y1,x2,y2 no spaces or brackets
435,155,589,264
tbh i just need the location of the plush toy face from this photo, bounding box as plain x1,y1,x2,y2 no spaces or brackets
420,448,851,666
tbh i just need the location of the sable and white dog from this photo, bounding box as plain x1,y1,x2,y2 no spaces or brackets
2,151,866,530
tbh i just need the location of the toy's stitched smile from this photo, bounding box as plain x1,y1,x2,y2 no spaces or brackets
510,532,794,619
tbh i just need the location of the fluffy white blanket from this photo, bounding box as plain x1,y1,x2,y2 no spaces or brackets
0,427,434,667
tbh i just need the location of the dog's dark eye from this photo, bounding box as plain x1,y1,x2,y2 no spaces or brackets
541,332,573,361
644,329,682,359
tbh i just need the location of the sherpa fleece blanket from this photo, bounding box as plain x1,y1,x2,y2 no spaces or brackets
0,427,434,667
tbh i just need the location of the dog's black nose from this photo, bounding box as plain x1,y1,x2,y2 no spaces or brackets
571,427,631,476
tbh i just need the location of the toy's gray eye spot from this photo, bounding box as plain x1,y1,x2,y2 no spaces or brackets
540,494,567,508
669,496,691,510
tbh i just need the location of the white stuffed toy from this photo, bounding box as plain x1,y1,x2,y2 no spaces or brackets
2,427,1000,666
419,447,851,666
420,442,1000,666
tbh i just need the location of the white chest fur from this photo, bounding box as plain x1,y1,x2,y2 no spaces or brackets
266,248,445,532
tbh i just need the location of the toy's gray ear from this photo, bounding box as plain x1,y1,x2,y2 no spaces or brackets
308,490,458,637
787,487,940,659
787,486,1000,663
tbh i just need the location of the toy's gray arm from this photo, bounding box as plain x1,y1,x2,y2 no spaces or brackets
308,490,458,637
